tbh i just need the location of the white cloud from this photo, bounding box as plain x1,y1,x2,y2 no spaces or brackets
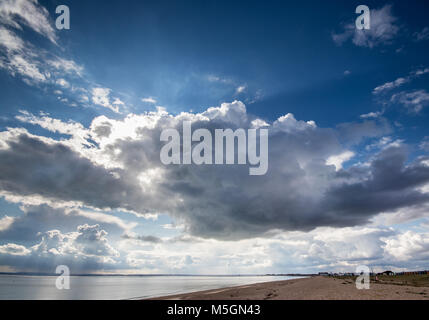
0,215,14,231
56,78,70,88
2,220,428,273
391,90,429,113
92,87,120,113
373,77,408,94
3,100,423,243
9,54,47,82
48,58,83,77
332,5,399,48
360,111,383,119
250,119,270,129
0,0,57,44
202,100,248,126
0,224,121,272
0,27,24,52
0,243,30,256
0,17,82,86
117,225,429,274
326,150,355,171
384,231,429,261
273,113,316,132
373,67,429,95
365,136,393,151
112,98,124,106
74,224,119,257
92,88,111,108
2,101,429,273
142,97,157,104
235,85,246,94
15,110,92,149
74,209,136,231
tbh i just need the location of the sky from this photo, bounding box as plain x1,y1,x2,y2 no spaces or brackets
0,0,429,274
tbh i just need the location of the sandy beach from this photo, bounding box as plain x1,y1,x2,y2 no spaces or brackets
152,276,429,300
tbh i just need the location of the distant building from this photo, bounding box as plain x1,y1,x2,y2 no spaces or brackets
378,270,394,276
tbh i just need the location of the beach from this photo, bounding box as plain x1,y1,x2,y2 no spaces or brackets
152,276,429,300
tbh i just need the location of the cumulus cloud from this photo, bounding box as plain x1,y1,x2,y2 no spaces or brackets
0,224,120,273
1,1,429,275
326,151,354,171
74,224,119,257
3,220,429,273
332,5,399,48
384,231,429,262
0,224,120,272
1,101,429,243
117,224,429,274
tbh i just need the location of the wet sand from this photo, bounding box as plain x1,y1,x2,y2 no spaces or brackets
151,276,429,300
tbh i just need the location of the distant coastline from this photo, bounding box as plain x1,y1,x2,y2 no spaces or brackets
0,272,314,277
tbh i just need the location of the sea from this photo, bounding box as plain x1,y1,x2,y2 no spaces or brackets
0,274,303,300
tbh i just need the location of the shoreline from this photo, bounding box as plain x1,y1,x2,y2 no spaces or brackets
149,276,429,300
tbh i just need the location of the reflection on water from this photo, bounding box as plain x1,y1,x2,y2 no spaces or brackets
0,274,303,300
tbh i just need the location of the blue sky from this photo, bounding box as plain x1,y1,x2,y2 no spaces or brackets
1,0,429,274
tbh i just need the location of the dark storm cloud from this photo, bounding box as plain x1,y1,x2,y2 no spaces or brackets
0,132,172,216
0,134,129,209
320,147,429,226
1,102,429,240
0,204,130,243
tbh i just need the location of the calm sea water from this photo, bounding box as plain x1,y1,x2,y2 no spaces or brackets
0,275,302,300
